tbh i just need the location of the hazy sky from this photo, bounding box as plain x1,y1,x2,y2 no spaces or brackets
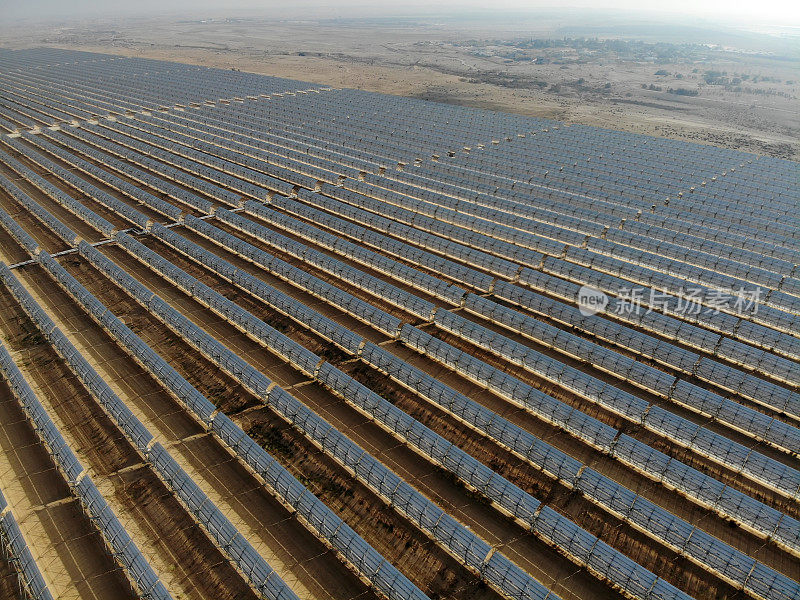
1,0,799,25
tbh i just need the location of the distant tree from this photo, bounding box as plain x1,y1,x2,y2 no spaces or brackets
655,69,669,75
704,70,727,84
668,87,699,96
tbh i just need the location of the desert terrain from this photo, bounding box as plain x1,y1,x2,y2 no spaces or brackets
1,12,798,160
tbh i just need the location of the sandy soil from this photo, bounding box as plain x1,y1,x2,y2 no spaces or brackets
0,550,21,600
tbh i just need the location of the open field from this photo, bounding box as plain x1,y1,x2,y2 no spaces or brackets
0,47,797,600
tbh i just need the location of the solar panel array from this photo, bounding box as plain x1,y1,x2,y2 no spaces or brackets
0,486,53,600
0,48,797,600
0,342,169,600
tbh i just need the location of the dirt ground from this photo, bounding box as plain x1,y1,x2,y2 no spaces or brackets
0,553,21,600
1,14,797,160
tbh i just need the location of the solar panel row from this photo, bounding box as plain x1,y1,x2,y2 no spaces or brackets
0,259,301,600
0,343,171,600
0,467,54,600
